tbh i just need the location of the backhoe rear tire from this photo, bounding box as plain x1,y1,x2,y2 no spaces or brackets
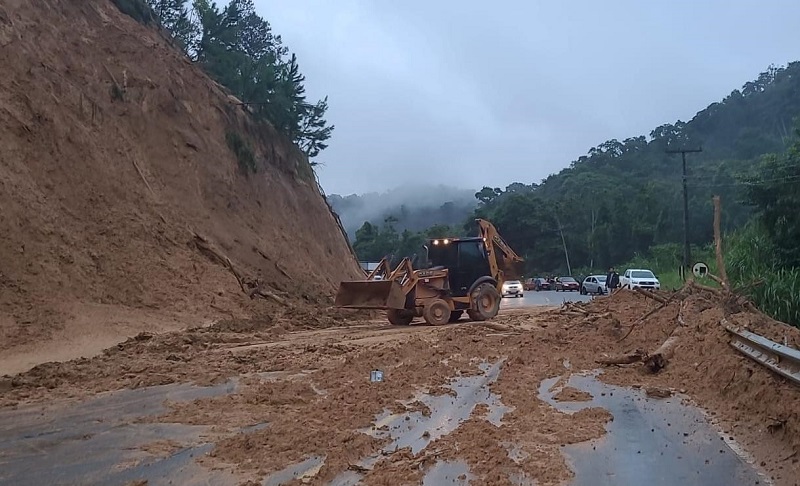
468,283,501,321
387,309,414,326
423,299,451,326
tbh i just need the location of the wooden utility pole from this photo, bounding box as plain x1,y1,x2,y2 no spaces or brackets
666,146,702,273
554,214,572,276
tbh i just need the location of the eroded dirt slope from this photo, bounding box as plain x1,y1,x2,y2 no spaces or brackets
0,0,361,370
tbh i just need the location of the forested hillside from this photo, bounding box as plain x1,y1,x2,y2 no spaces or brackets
351,63,800,278
471,62,800,275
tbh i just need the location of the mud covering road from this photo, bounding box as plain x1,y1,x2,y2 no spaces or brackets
1,290,799,485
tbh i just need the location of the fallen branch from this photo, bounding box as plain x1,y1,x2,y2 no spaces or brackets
633,287,667,303
687,279,721,294
731,278,765,295
567,305,590,316
582,312,612,325
596,349,647,365
676,300,687,327
706,272,726,288
131,159,155,196
103,64,125,100
617,292,677,342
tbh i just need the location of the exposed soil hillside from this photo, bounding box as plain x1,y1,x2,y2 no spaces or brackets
0,0,362,373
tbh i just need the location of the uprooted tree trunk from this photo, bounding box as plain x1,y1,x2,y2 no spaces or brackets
642,334,680,372
598,315,686,372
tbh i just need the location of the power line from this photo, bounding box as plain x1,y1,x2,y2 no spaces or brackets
686,174,800,188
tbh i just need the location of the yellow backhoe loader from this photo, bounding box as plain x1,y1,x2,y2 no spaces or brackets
335,219,524,325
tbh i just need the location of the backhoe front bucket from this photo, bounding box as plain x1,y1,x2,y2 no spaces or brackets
335,280,407,310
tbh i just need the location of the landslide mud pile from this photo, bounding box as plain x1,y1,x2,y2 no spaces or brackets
550,287,800,483
2,287,798,483
0,0,362,361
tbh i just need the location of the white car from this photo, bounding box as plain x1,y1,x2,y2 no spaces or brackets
501,280,523,298
620,269,661,290
581,275,607,295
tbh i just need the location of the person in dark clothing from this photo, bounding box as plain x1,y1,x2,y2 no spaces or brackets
606,267,620,291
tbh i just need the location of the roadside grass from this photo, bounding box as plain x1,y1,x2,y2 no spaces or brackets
615,243,722,291
614,233,800,328
727,223,800,328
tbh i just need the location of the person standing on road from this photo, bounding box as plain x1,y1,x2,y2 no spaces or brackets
606,267,620,292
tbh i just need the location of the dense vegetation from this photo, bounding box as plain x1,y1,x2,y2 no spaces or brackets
349,63,800,326
725,129,800,326
467,63,800,276
113,0,333,162
353,63,800,268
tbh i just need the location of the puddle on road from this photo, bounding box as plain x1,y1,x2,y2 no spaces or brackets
363,361,511,455
538,370,768,486
263,455,326,486
0,380,249,486
422,460,473,485
327,360,511,485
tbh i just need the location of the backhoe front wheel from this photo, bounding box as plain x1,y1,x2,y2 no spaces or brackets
468,283,501,321
387,309,414,326
423,299,452,326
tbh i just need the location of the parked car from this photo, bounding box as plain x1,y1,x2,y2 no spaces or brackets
581,275,607,295
501,280,524,298
532,277,551,291
523,278,536,291
554,276,580,292
620,268,661,290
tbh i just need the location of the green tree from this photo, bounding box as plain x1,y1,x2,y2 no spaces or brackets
297,97,334,161
121,0,334,163
741,128,800,266
146,0,197,50
475,186,503,205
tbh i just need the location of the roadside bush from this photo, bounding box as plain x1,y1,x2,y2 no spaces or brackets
110,0,155,25
225,131,257,176
614,243,717,290
727,223,800,327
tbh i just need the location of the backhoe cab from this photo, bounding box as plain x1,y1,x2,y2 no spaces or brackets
334,219,524,326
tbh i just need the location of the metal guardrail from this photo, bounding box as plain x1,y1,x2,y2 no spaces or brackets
724,323,800,386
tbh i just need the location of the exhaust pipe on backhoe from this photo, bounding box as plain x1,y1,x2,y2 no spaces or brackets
334,279,408,309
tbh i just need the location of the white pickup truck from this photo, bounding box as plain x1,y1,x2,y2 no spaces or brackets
620,268,661,290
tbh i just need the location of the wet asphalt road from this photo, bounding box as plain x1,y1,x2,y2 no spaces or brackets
500,289,596,309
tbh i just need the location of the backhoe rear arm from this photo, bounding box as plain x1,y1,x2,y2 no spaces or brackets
476,218,524,287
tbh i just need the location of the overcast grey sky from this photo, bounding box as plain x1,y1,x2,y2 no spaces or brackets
254,0,798,196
